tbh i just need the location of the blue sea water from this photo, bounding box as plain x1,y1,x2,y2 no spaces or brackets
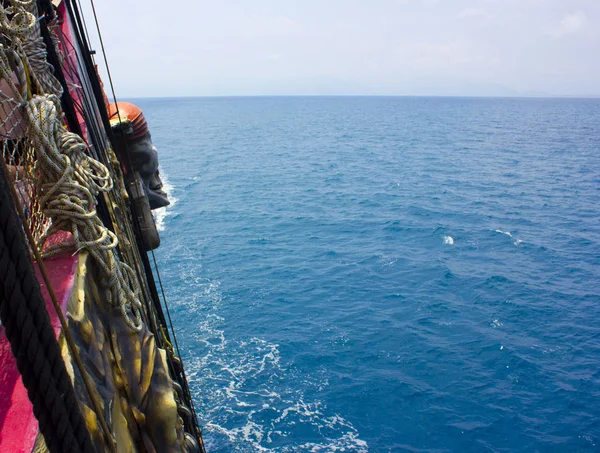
136,96,600,452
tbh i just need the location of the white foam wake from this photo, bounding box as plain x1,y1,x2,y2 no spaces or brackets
175,269,368,452
153,169,177,232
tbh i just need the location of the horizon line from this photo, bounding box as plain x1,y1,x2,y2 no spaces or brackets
117,93,600,101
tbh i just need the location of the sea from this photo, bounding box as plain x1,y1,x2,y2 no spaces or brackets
134,96,600,453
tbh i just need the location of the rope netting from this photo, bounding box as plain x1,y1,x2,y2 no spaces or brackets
0,22,47,242
0,0,143,331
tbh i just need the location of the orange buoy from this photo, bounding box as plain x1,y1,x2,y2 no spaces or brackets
108,102,149,139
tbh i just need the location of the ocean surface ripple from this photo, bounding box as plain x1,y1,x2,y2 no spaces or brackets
137,96,600,452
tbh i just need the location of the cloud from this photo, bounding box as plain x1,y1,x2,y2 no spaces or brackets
555,11,588,37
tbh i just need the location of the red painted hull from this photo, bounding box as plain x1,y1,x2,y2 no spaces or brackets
0,234,77,453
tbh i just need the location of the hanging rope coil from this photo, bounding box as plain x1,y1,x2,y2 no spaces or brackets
0,0,144,331
26,93,143,331
2,0,206,450
0,0,62,97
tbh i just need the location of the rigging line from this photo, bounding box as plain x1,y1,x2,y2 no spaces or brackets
74,1,129,178
150,249,184,365
36,8,83,139
150,248,203,426
87,0,117,107
65,0,111,136
81,0,138,187
54,45,150,323
87,0,204,440
75,0,94,63
58,26,107,151
85,0,172,336
53,46,87,106
0,158,117,453
55,24,89,86
87,0,186,349
71,100,87,121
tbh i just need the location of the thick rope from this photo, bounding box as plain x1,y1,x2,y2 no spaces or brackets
0,1,62,97
0,160,95,453
0,0,144,332
27,94,143,331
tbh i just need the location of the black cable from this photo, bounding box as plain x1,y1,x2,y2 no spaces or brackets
151,250,184,369
87,0,117,111
0,162,96,453
78,0,206,447
151,251,198,401
64,0,111,134
37,2,83,137
151,250,206,449
75,0,95,62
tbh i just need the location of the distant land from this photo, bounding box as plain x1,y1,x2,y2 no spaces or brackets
123,93,600,101
105,70,600,100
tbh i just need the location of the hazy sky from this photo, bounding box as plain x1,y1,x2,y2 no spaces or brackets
83,0,600,98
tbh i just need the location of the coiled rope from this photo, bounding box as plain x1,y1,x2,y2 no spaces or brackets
0,0,144,331
26,94,143,331
0,2,61,97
